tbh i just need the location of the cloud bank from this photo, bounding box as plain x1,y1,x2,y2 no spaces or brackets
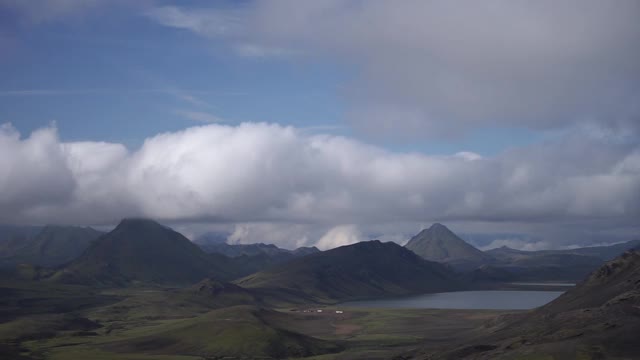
1,122,638,248
147,0,640,138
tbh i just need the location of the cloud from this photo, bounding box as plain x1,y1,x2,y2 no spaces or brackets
227,223,313,249
0,124,75,212
315,225,363,250
1,122,638,248
175,110,224,123
479,238,556,252
146,1,640,138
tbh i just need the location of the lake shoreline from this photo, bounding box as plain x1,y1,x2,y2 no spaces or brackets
340,289,564,310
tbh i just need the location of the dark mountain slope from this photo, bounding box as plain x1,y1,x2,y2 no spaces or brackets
198,241,320,259
417,250,640,359
0,225,42,251
405,223,493,270
0,225,103,267
477,240,640,282
52,219,232,286
236,240,461,303
197,242,322,277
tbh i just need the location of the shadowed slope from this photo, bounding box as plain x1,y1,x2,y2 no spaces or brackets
236,240,461,303
0,225,103,267
52,219,229,286
416,250,640,359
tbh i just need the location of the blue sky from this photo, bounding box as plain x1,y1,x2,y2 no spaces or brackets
1,4,342,143
1,1,639,250
0,2,547,154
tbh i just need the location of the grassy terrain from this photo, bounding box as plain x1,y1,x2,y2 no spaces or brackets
0,280,511,360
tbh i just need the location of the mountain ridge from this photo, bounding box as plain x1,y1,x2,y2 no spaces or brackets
237,240,462,303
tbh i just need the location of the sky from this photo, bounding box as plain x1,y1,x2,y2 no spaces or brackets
1,0,639,250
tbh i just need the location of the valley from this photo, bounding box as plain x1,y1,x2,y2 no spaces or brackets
0,219,638,359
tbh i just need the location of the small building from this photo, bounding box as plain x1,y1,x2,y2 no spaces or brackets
316,309,323,313
335,310,343,314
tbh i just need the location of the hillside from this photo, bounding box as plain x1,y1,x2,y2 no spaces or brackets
0,225,103,268
52,219,232,286
417,250,640,359
105,305,342,359
405,223,493,270
236,240,461,303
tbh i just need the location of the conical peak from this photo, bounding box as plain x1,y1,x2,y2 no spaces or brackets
429,223,448,231
116,218,163,229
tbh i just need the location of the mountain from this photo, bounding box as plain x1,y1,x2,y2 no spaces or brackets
0,225,42,249
0,225,103,267
199,242,286,257
192,231,229,246
198,241,320,259
236,240,461,303
420,250,640,359
405,223,493,270
567,239,640,259
291,246,321,257
52,219,233,286
477,240,640,282
186,278,260,308
487,239,640,262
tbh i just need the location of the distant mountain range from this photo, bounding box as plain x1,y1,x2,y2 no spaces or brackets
403,223,639,282
195,240,319,259
0,225,103,267
477,239,640,282
2,218,638,300
237,240,461,303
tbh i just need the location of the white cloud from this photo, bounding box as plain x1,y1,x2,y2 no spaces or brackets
0,122,638,248
479,238,556,251
147,1,640,138
315,225,363,251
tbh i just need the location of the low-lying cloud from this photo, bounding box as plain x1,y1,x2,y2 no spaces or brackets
1,122,638,248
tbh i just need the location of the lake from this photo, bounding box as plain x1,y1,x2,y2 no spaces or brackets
341,290,564,310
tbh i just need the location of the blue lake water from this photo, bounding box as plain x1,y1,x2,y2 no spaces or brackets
341,290,564,310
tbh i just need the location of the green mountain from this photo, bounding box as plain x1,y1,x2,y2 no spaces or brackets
106,305,342,359
236,240,461,303
52,219,231,286
0,225,103,267
405,223,493,269
187,278,259,308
